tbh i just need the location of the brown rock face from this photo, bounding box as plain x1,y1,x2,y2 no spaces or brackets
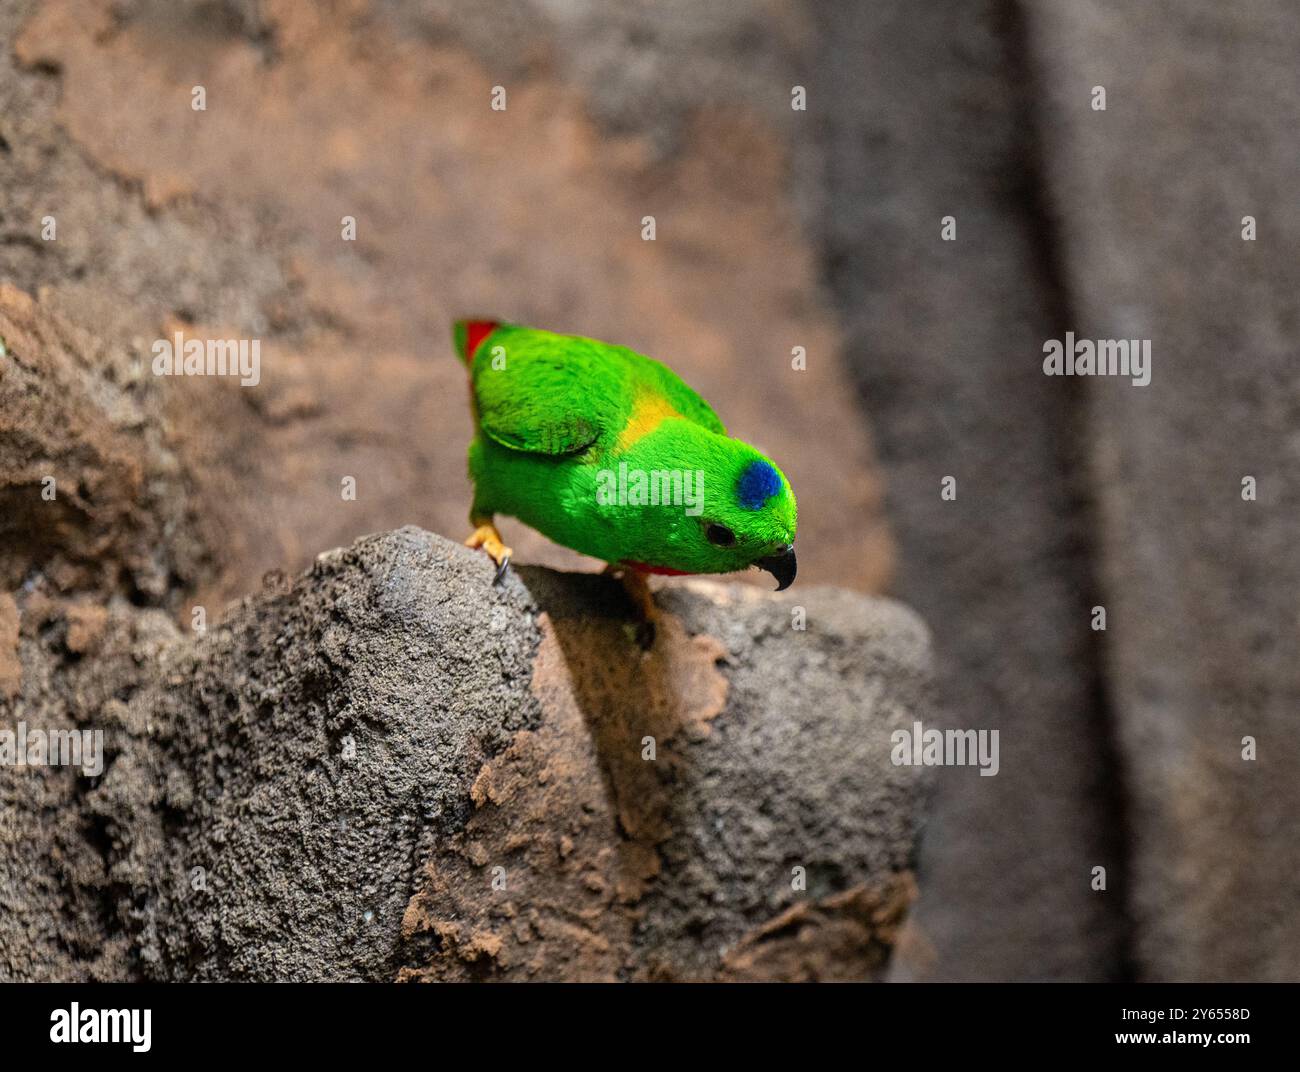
0,593,19,699
7,0,891,610
0,285,209,601
0,0,912,983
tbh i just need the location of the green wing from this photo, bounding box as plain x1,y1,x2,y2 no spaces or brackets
468,324,725,455
639,356,726,437
470,327,611,454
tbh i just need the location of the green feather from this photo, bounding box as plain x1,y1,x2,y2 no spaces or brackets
455,320,797,576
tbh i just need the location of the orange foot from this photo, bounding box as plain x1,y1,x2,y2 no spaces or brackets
465,520,513,585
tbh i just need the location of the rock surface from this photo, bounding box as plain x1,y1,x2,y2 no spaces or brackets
1025,0,1300,982
2,0,1294,984
808,0,1125,981
2,528,930,981
808,0,1299,981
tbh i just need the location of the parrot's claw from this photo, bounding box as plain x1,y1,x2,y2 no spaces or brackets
465,521,513,586
493,552,512,586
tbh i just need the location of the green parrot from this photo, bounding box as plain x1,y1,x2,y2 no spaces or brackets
455,319,797,593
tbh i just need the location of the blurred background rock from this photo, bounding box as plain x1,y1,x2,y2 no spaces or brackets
0,0,1295,980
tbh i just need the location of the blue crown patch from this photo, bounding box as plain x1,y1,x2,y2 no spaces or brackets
737,459,782,510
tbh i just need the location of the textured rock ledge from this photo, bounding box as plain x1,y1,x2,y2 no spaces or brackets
2,527,931,981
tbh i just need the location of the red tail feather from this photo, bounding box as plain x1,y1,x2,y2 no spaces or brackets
463,320,499,361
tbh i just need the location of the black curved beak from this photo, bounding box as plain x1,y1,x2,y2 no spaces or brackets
756,544,797,591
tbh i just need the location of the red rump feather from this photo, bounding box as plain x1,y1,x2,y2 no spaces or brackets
464,320,499,360
622,561,696,576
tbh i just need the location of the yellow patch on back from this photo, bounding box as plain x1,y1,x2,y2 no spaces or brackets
616,394,681,452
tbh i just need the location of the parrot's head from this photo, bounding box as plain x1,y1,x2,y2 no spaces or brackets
698,449,799,589
614,423,798,589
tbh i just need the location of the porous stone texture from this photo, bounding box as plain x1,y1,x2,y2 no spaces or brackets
1,528,929,981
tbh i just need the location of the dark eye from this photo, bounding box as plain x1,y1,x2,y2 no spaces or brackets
706,523,736,547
